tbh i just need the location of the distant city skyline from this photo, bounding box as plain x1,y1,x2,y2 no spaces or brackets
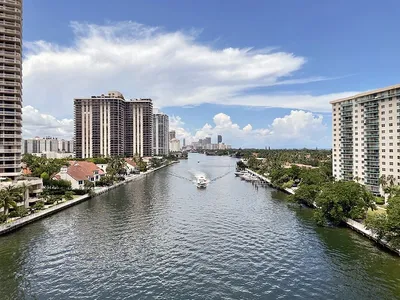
19,1,400,149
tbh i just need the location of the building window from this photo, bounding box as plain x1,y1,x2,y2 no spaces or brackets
390,123,393,126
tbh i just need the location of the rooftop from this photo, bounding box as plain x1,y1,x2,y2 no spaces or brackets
330,83,400,104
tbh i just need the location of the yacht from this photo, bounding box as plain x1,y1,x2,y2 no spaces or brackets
234,170,246,177
197,176,207,189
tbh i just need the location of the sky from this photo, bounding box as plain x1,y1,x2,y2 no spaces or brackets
21,0,400,148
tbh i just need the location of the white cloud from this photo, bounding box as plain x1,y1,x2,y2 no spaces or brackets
22,21,356,120
22,106,73,139
174,110,328,148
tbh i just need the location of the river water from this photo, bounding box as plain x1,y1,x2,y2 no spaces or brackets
1,154,400,299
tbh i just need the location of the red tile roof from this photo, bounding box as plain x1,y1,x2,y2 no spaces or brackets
66,161,104,181
124,158,137,167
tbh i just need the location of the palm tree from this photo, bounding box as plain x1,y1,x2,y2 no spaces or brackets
0,186,23,220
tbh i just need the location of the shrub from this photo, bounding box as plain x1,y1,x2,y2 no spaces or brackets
8,210,19,218
16,207,29,217
375,197,385,205
64,191,74,201
33,201,45,211
0,214,6,223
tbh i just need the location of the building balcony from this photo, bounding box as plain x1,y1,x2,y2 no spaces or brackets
0,43,20,50
0,95,20,101
0,135,20,139
0,103,20,109
0,13,21,22
0,148,19,153
2,141,20,146
0,19,20,28
0,65,20,72
0,163,20,168
0,80,20,87
0,57,20,64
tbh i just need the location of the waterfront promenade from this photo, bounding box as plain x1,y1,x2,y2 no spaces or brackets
0,162,178,236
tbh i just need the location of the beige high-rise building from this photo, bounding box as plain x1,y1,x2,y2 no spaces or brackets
153,112,169,156
0,0,22,179
331,83,400,194
74,92,153,158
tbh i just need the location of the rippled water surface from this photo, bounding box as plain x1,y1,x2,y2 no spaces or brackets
1,154,400,299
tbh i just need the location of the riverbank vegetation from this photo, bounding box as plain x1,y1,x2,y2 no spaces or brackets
240,149,377,227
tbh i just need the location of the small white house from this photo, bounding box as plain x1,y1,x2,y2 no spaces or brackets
54,161,105,189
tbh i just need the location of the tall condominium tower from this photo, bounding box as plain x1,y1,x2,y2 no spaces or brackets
125,99,153,157
331,83,400,194
0,0,22,179
153,112,169,156
217,135,222,144
74,92,153,158
74,91,125,158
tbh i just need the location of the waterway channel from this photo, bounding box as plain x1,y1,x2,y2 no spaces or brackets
1,154,400,299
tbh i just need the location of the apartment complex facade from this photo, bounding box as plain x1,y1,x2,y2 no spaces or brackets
331,84,400,194
22,137,74,154
74,92,153,158
0,0,22,179
125,99,153,157
153,112,169,156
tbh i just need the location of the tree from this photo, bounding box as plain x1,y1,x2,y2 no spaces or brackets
292,184,320,207
314,181,375,226
0,186,23,220
106,156,126,181
366,196,400,248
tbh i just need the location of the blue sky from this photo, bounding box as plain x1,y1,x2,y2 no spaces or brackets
21,0,400,148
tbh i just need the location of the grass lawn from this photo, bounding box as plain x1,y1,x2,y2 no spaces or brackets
367,208,387,217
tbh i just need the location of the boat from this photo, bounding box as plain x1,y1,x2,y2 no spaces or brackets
234,171,245,177
197,176,207,188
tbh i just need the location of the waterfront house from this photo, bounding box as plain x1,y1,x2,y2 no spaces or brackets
125,158,139,174
54,161,105,189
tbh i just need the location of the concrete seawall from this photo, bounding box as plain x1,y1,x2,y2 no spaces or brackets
0,161,178,236
245,168,400,256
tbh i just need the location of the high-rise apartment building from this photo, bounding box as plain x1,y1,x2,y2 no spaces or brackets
331,84,400,194
153,112,169,156
125,99,153,157
22,137,74,154
169,130,176,141
218,135,222,144
74,92,153,158
0,0,22,179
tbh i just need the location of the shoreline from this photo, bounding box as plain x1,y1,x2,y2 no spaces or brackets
245,168,400,256
0,161,178,236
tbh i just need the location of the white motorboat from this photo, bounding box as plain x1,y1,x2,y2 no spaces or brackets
234,171,245,177
197,176,207,188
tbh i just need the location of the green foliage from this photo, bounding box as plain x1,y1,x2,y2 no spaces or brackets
106,156,126,181
366,196,400,248
236,160,246,170
84,180,95,189
33,201,45,211
16,207,29,217
64,191,74,201
22,154,68,178
0,214,6,223
375,197,385,205
314,181,375,225
292,184,320,207
150,158,162,168
282,180,294,189
0,186,24,220
97,176,113,187
43,179,72,191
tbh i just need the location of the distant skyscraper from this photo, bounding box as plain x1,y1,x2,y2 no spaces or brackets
169,130,176,141
205,137,211,145
0,0,23,179
218,135,222,144
153,112,169,156
74,91,153,158
182,138,186,147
